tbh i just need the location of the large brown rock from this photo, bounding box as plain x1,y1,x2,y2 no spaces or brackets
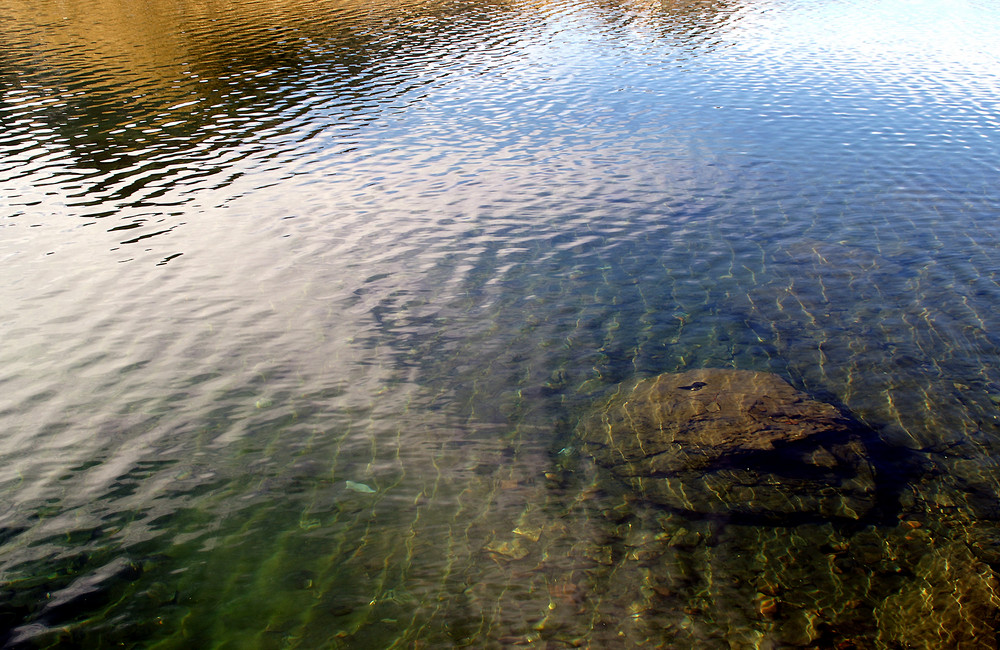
577,369,878,519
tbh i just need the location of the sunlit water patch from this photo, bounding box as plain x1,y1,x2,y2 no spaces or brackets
2,0,1000,646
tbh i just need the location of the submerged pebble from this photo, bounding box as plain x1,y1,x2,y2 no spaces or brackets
345,480,376,494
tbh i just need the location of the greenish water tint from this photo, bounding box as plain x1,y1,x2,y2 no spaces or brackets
2,0,1000,646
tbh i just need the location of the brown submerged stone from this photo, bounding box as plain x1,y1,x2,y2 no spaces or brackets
577,369,878,519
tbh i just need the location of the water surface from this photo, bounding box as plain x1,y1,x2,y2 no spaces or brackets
3,0,1000,646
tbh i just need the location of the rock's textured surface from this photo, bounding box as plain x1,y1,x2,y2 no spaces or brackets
577,369,878,519
877,542,1000,649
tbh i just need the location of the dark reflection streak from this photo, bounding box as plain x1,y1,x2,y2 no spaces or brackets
120,227,176,245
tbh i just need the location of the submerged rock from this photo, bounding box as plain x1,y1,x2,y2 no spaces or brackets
576,369,879,520
877,542,1000,649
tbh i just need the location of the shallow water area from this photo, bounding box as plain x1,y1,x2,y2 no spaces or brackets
2,0,1000,647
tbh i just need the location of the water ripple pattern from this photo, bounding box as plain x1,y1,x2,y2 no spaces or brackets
2,0,1000,647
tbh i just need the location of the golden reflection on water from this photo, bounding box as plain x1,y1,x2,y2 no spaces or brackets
0,0,744,84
